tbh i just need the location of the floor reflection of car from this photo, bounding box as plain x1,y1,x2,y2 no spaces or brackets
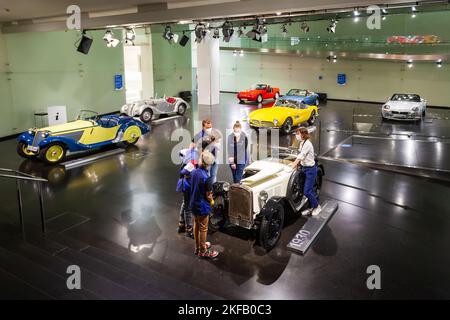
17,110,150,165
249,99,318,135
210,147,324,252
18,146,146,192
381,93,427,121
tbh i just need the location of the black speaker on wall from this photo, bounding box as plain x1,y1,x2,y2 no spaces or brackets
179,34,190,47
77,34,93,55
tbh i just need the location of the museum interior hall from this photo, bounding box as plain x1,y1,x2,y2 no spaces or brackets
0,0,449,300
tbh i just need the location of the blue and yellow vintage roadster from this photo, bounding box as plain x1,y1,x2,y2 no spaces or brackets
17,110,150,164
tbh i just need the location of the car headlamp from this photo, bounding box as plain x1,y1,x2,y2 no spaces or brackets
41,131,50,138
28,129,33,135
383,105,390,110
411,106,419,112
222,182,230,192
273,118,279,125
258,190,269,203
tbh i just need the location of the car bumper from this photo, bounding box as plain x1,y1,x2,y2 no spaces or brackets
249,120,280,129
382,111,421,121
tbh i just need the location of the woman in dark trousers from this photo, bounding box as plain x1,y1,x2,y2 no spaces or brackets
289,127,322,216
227,121,249,183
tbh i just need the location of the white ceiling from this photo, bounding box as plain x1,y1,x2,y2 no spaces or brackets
0,0,411,33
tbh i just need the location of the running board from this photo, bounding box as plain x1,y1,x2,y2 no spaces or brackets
287,200,338,255
62,148,125,170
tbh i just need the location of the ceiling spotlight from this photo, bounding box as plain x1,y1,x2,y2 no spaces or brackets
240,50,244,57
163,25,179,44
412,5,417,12
233,50,238,56
194,23,208,43
276,12,282,16
436,59,443,68
382,8,388,14
222,21,234,42
124,27,136,45
300,22,310,32
353,9,360,16
247,18,267,42
237,26,244,37
103,30,120,48
213,28,220,39
327,19,338,33
407,59,413,68
281,24,288,38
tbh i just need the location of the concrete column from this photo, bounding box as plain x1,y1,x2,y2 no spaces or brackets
196,35,220,105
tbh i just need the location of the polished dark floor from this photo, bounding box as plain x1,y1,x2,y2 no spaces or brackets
0,93,449,299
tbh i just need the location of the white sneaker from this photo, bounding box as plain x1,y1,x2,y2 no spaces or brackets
301,208,313,216
311,205,322,216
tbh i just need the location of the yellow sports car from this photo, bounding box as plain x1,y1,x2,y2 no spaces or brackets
248,99,319,135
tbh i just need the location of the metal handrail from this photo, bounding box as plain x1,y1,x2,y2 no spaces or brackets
0,168,48,236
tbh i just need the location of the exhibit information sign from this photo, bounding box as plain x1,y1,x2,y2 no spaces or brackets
47,106,68,126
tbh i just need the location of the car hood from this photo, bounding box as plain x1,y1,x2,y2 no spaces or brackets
250,107,290,121
239,90,259,94
241,160,290,185
36,120,94,133
385,101,421,111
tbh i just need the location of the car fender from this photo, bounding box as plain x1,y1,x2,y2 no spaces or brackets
118,120,150,136
260,196,287,219
175,99,190,112
17,132,34,145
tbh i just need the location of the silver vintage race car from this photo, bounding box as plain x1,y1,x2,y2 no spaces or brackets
210,146,324,252
120,96,190,123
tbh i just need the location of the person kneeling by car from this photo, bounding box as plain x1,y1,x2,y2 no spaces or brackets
190,150,219,259
289,127,322,216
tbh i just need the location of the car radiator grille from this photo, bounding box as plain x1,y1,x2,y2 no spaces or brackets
392,111,409,115
32,131,44,147
228,184,253,229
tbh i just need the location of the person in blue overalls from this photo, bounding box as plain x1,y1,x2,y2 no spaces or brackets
227,121,249,183
289,127,322,216
190,150,219,259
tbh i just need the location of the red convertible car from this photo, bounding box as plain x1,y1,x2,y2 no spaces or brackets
237,84,281,104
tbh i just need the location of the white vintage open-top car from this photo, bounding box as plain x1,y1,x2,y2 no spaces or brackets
381,93,427,121
211,147,324,251
120,96,190,123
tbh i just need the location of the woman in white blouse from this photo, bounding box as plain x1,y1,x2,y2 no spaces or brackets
289,127,322,216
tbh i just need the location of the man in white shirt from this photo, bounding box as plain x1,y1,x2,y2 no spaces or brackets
289,127,322,216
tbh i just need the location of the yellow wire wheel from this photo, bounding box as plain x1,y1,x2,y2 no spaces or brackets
41,143,66,164
17,141,38,159
122,126,141,145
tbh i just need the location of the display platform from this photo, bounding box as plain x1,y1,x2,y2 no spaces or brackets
62,148,125,170
287,200,338,255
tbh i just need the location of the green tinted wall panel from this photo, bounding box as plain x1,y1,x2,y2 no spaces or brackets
0,30,125,137
151,26,192,97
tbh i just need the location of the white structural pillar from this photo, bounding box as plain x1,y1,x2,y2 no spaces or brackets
197,36,220,105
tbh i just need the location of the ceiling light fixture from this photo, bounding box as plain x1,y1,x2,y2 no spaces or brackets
222,21,234,42
436,59,443,68
327,19,338,33
163,25,179,44
124,27,136,45
300,22,310,33
194,23,208,43
103,30,120,48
